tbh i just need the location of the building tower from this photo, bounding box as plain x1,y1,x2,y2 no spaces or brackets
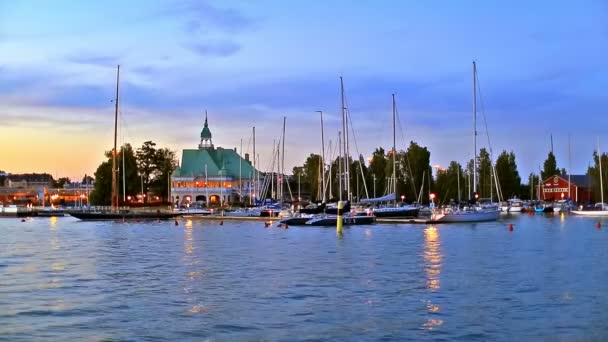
199,111,214,149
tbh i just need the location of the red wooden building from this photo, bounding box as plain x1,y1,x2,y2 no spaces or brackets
540,174,592,203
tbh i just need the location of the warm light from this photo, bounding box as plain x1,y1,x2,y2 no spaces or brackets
561,193,564,199
429,193,436,200
474,193,479,199
401,195,405,201
127,195,131,200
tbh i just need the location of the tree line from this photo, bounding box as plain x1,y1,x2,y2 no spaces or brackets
290,141,592,205
90,141,177,205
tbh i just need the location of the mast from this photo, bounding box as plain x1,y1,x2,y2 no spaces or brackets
271,139,275,200
111,65,120,211
457,165,461,202
340,76,349,201
317,111,326,202
281,116,286,206
472,61,478,197
239,138,242,201
338,131,342,202
122,145,126,202
392,93,397,205
205,164,208,206
253,127,256,201
599,137,604,205
568,134,572,200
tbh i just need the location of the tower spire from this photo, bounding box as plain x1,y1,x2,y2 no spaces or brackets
199,110,213,149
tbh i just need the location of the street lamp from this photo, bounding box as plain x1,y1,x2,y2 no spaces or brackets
430,193,436,209
401,195,405,203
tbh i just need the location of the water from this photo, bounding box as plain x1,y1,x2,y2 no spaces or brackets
1,214,608,341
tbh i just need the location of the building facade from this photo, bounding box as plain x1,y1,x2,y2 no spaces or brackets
540,174,592,203
170,114,259,206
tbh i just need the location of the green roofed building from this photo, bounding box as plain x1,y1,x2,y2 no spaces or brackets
171,113,259,206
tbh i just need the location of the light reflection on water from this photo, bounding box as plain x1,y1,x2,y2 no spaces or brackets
2,215,608,340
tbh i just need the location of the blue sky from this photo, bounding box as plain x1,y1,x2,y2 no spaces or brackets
0,0,607,179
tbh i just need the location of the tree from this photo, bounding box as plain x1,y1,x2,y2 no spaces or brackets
136,141,158,197
434,161,465,205
81,174,94,184
541,151,558,181
150,147,178,201
495,150,521,199
54,177,71,188
90,159,112,205
477,148,493,198
368,147,387,199
587,150,608,203
302,154,322,201
402,141,432,203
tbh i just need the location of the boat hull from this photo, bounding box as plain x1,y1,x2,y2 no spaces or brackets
70,212,180,221
571,210,608,217
433,210,500,223
372,208,420,218
305,215,376,226
280,217,314,225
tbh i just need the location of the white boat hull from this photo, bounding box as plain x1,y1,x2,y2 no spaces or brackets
433,209,500,222
571,210,608,217
508,207,524,213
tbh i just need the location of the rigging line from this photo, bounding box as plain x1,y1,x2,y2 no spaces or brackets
394,102,419,201
345,107,370,199
476,69,503,202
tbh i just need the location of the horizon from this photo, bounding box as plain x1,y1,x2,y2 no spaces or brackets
1,0,606,180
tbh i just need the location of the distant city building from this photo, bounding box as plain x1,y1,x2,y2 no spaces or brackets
170,114,259,205
5,173,54,189
540,174,592,203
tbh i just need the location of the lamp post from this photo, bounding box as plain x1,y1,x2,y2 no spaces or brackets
430,193,436,209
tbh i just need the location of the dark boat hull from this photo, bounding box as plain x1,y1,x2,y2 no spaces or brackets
280,217,314,225
372,208,420,218
70,212,181,221
306,215,375,226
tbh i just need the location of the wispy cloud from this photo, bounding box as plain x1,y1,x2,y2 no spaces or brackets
186,40,241,57
67,52,121,67
169,0,254,34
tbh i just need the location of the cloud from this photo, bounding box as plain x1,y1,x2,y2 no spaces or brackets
186,40,241,57
168,0,253,34
67,53,121,67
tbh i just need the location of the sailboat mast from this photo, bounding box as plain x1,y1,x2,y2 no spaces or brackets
568,134,572,199
253,126,256,200
281,116,286,205
318,111,326,202
392,93,397,205
112,65,120,211
472,61,478,196
340,76,350,201
599,137,604,204
338,131,343,202
122,145,126,202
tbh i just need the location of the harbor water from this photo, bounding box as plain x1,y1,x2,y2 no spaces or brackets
2,214,608,340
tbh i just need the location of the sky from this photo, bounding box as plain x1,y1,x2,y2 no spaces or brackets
1,0,607,180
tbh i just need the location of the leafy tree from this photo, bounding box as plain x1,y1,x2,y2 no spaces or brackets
54,177,71,188
302,154,322,201
81,174,94,185
495,150,521,199
368,147,388,198
541,151,558,181
477,148,493,199
136,141,158,195
434,161,465,205
403,141,432,203
587,150,608,203
90,160,112,205
150,147,178,201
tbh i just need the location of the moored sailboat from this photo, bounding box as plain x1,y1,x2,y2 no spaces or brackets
70,65,179,221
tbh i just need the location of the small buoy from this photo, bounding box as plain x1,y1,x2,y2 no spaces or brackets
20,218,26,222
174,219,179,226
284,223,289,229
508,223,514,232
264,222,269,228
596,222,601,229
277,223,283,228
219,221,224,226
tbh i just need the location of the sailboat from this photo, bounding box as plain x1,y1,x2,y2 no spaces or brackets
432,62,500,223
572,137,608,216
366,94,419,218
70,65,180,221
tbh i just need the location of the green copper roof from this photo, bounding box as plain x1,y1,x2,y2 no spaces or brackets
174,147,257,178
200,114,212,139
